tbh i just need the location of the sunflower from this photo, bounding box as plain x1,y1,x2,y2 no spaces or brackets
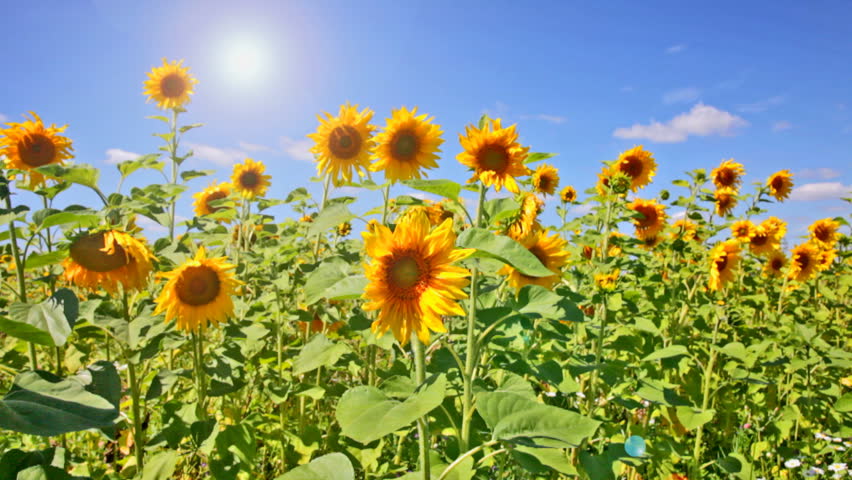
192,182,234,221
627,198,667,240
362,210,473,345
457,118,530,193
748,226,781,257
595,167,613,196
300,214,313,223
560,185,577,203
371,107,443,182
612,145,656,192
714,188,738,217
337,222,352,237
499,229,569,293
708,239,741,291
809,218,840,249
154,247,240,332
788,242,820,282
671,219,700,242
607,232,626,257
142,58,198,110
762,216,787,239
730,220,756,242
531,164,560,196
63,230,154,294
309,103,375,186
764,250,787,277
0,112,74,187
503,193,543,241
711,159,745,189
816,248,836,271
230,158,271,198
640,235,663,250
594,269,620,291
767,170,794,201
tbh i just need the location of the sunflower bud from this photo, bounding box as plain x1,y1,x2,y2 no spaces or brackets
660,189,670,201
610,172,632,195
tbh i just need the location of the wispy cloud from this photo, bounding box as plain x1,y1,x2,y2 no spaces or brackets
789,182,851,201
671,210,687,220
662,87,701,104
613,103,748,143
520,114,567,124
103,148,140,165
186,143,247,166
238,141,274,153
772,121,793,132
737,95,785,113
0,113,7,122
570,204,594,215
280,137,314,162
620,86,634,93
666,44,687,54
482,101,510,118
798,168,841,180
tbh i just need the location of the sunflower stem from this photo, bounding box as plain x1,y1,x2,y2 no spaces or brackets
381,184,391,226
586,196,615,414
411,334,430,480
313,174,332,257
192,331,208,420
167,108,180,241
4,188,36,369
122,292,144,474
691,307,723,479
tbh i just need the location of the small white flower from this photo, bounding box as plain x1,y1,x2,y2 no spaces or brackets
544,391,557,397
829,464,847,473
757,477,766,480
816,432,831,440
785,459,802,468
575,392,586,398
833,437,843,443
837,446,847,452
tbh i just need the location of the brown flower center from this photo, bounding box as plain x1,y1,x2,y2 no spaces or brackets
205,191,228,212
391,130,419,160
329,125,362,159
620,155,644,179
160,73,187,98
814,225,831,242
771,258,784,270
771,176,786,191
18,133,57,167
635,206,658,228
528,245,548,266
537,174,553,193
479,145,509,172
716,254,728,273
70,232,129,273
716,168,737,187
751,233,768,247
176,265,221,306
386,253,430,299
239,171,260,189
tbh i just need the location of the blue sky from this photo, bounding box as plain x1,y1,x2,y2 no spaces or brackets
2,0,850,240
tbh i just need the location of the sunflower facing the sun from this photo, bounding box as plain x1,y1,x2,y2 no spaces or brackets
560,185,577,203
612,145,656,192
143,58,198,110
714,188,738,217
362,210,473,345
708,239,741,291
0,112,74,187
764,250,787,277
730,220,756,242
193,181,235,221
63,230,154,294
531,164,560,196
154,247,241,333
787,242,820,282
371,107,443,182
230,158,271,198
309,103,376,186
499,228,569,293
711,159,745,189
808,218,840,250
627,198,667,240
457,118,530,193
766,170,794,201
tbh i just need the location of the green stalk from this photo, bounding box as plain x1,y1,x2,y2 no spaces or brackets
192,331,208,419
313,174,333,257
122,292,144,473
4,192,36,369
381,183,391,226
411,334,430,479
586,196,615,413
167,108,180,241
691,310,723,479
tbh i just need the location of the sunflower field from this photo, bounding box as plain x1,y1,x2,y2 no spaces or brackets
0,58,849,480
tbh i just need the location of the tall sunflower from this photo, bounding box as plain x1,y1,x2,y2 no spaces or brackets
154,247,240,333
671,219,700,242
612,145,656,192
457,118,530,193
766,170,794,201
0,112,74,187
143,58,198,110
560,185,577,203
711,159,745,189
714,188,738,217
809,218,840,249
708,239,741,291
371,107,443,182
627,198,667,240
503,193,543,241
230,158,271,199
362,210,473,345
762,216,787,239
531,164,560,196
816,248,836,272
730,220,756,242
309,103,375,186
763,250,787,277
63,230,154,294
748,225,780,257
499,229,569,293
594,269,620,291
192,182,234,221
788,242,820,282
595,166,614,196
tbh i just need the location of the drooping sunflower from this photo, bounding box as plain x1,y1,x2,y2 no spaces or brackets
425,200,454,226
708,239,741,291
560,185,577,203
531,163,560,196
612,145,656,192
788,242,820,282
362,210,473,345
154,247,240,333
192,182,234,221
457,118,530,193
764,250,787,277
627,198,667,240
714,188,738,216
371,107,443,182
499,229,569,293
809,218,840,249
730,220,756,242
63,230,154,294
711,159,745,189
230,158,271,198
671,219,700,242
0,112,74,187
142,58,198,110
309,103,376,186
766,170,794,201
594,269,620,291
503,193,543,241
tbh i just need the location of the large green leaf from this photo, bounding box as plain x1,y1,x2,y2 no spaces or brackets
37,211,99,230
6,289,79,347
117,153,164,178
25,251,67,270
640,345,689,362
35,164,99,190
141,450,179,480
337,374,447,444
274,453,354,480
835,393,852,412
675,406,715,431
401,179,462,200
457,228,552,277
323,275,368,301
292,334,350,376
307,204,356,237
515,285,583,321
477,392,600,447
303,257,350,305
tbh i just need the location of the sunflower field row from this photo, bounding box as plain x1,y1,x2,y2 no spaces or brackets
0,58,849,480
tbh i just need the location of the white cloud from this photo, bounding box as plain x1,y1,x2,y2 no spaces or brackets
798,168,841,180
186,143,246,166
103,148,140,165
772,121,793,132
280,136,314,162
520,114,567,124
662,87,701,105
737,95,785,113
570,204,594,215
613,103,748,143
134,216,167,233
789,182,852,201
482,101,510,118
238,141,273,153
0,113,7,122
671,210,687,220
666,44,687,54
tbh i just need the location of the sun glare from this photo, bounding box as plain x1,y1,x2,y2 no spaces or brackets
223,37,264,84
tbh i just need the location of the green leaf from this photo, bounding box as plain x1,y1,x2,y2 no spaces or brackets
179,123,204,133
721,342,747,362
835,393,852,412
337,374,447,444
37,211,99,230
7,289,78,347
35,164,99,190
303,257,350,305
515,285,583,322
401,179,462,200
323,275,368,301
292,334,350,376
285,187,310,203
457,228,552,277
477,392,600,447
180,170,215,182
675,406,715,431
524,152,557,164
307,204,356,237
671,179,690,187
117,153,164,177
641,345,689,362
142,450,179,480
24,251,67,270
717,453,754,480
274,453,354,480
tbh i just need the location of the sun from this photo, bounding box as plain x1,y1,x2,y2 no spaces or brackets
222,37,265,85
